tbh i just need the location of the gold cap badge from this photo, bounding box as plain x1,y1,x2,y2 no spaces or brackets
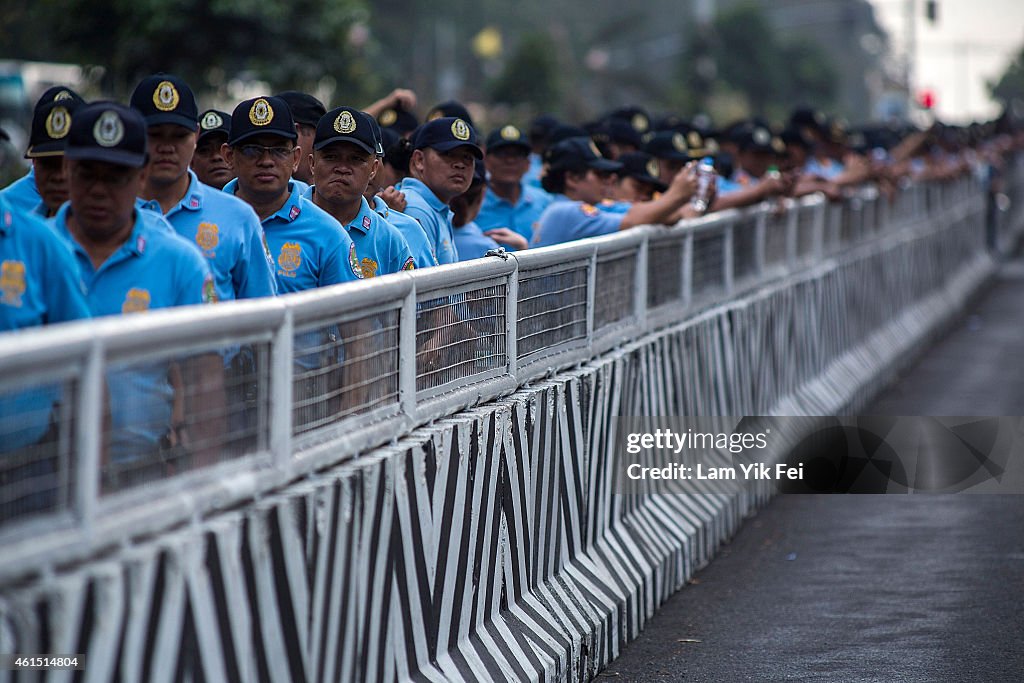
500,125,521,141
334,110,357,134
379,109,397,127
451,118,471,141
153,81,180,112
249,98,274,126
45,107,71,140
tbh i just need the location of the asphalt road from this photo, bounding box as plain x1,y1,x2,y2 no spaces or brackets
599,264,1024,682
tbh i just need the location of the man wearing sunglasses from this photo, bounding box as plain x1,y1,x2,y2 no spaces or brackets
130,74,276,303
223,95,362,292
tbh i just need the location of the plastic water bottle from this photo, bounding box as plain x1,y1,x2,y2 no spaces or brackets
691,156,716,213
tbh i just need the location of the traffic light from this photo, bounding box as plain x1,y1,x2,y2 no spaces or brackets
918,89,936,109
925,0,938,24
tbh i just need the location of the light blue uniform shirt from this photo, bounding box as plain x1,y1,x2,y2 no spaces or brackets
0,195,89,331
453,221,501,261
224,180,361,293
142,170,276,301
531,195,624,248
476,182,552,245
803,157,845,180
304,189,415,277
398,177,459,265
0,196,92,451
52,204,215,461
597,199,631,214
717,176,744,194
524,153,544,189
370,195,436,269
0,169,41,215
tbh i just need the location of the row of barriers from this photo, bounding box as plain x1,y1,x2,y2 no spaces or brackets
0,162,1013,583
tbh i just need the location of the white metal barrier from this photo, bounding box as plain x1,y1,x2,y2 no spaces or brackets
0,171,1000,583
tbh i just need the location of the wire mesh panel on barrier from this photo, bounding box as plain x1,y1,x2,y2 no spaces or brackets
517,260,589,359
732,214,760,284
292,304,403,437
0,377,76,526
646,235,685,310
795,200,821,261
101,342,262,495
692,227,727,302
763,207,790,272
595,249,638,330
416,281,508,394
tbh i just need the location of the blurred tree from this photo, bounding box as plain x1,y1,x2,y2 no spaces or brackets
989,44,1024,105
678,3,837,121
0,0,375,100
488,32,561,111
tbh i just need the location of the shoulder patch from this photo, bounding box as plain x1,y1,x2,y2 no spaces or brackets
349,242,363,278
402,256,416,271
580,203,599,217
202,274,217,303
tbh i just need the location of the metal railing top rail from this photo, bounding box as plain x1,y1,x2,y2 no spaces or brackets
0,174,1003,579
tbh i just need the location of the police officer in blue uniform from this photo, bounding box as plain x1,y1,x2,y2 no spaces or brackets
50,102,218,472
363,120,437,269
1,87,85,216
307,106,415,277
532,137,698,248
223,96,362,430
130,74,276,303
399,117,483,265
222,96,362,292
191,109,233,189
0,194,91,514
477,124,550,247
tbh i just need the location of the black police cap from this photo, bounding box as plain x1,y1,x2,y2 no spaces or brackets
378,106,419,135
26,98,83,158
378,126,401,158
607,106,651,134
544,136,622,173
426,101,474,128
485,124,531,152
411,117,482,159
617,151,668,192
314,107,378,155
130,74,198,129
197,109,231,142
547,124,589,146
228,96,297,146
34,86,84,110
606,118,643,147
275,91,326,127
645,130,701,161
65,101,148,168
